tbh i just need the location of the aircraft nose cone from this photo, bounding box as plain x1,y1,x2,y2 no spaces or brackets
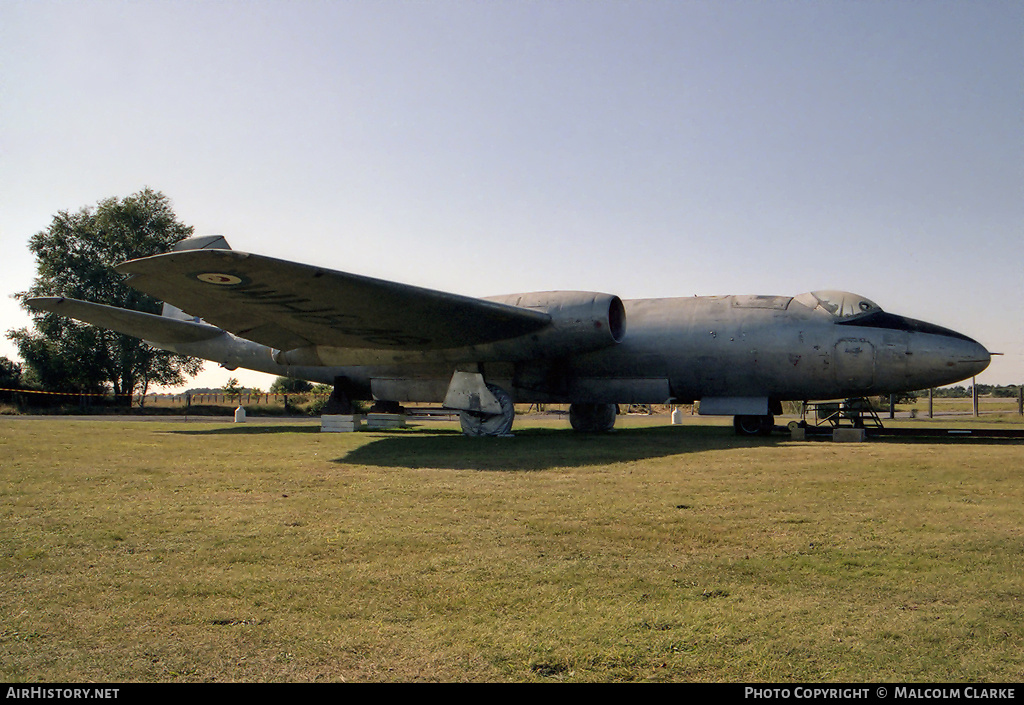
956,336,991,378
901,318,991,388
926,331,990,385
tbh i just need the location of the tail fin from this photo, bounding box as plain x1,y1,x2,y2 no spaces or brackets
162,236,232,321
172,235,232,252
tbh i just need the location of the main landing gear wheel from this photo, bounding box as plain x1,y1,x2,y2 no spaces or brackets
569,403,617,433
733,414,774,436
459,384,515,437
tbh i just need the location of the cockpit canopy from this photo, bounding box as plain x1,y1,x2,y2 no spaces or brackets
793,290,882,320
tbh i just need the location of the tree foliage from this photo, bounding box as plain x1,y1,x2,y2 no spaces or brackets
270,376,313,395
222,377,243,402
923,384,1022,398
0,356,23,404
8,188,204,400
0,357,21,387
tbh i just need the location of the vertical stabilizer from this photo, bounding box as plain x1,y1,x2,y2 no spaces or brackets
172,235,232,252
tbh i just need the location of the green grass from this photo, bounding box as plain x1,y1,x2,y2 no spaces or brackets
1,416,1023,682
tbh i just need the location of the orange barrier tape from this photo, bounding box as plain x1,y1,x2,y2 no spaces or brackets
0,386,134,397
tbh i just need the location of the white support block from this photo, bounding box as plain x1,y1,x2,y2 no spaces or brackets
321,414,364,432
832,428,866,443
365,413,406,430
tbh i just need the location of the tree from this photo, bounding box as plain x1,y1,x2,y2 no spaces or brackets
222,377,243,403
8,188,204,402
270,376,313,394
992,385,1022,398
0,356,22,404
0,357,21,387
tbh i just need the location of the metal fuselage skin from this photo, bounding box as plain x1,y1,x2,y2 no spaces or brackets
553,294,990,404
163,291,990,409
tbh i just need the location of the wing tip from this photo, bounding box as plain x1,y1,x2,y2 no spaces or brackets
25,296,67,312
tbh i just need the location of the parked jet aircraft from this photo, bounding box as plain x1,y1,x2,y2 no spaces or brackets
27,236,991,436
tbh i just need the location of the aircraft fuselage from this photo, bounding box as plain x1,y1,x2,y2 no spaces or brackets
28,238,990,436
171,290,988,413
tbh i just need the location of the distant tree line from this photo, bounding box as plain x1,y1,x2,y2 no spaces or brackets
921,384,1022,398
170,377,326,398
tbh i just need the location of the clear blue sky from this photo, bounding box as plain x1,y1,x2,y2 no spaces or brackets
2,0,1021,389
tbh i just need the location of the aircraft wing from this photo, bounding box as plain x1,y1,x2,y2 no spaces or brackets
115,249,552,352
25,297,224,344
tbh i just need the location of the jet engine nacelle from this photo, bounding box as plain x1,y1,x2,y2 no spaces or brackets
487,290,627,359
271,290,627,366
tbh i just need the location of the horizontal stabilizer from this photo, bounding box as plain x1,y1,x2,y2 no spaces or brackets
26,297,225,344
116,249,552,351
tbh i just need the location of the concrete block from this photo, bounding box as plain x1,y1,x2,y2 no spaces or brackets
833,428,866,443
321,414,364,432
790,427,806,441
366,413,406,430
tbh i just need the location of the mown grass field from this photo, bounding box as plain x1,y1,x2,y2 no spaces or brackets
1,415,1022,682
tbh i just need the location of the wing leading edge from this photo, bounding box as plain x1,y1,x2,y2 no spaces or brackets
116,249,552,352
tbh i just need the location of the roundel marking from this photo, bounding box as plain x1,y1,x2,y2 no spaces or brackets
196,272,244,286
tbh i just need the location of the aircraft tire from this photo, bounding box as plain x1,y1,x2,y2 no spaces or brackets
569,403,617,433
733,414,774,436
459,384,515,437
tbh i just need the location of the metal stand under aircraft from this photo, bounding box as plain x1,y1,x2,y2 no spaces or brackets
802,398,884,430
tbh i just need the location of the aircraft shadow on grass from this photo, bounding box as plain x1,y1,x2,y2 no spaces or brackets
166,424,322,435
332,427,1022,471
165,423,1020,472
166,423,760,470
337,425,774,471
